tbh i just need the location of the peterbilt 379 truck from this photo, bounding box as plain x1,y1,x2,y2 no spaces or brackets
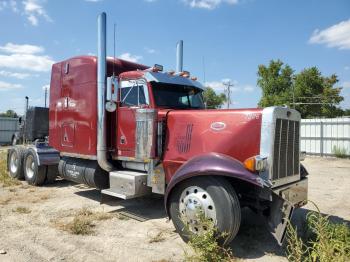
7,12,308,246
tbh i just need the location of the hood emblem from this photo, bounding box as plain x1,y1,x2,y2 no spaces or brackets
210,122,226,131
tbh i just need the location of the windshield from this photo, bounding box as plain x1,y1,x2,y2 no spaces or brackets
152,82,205,109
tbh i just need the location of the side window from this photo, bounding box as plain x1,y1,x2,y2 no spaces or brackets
120,80,149,107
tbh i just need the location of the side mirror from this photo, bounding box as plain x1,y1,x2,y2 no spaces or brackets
106,76,118,112
18,117,22,124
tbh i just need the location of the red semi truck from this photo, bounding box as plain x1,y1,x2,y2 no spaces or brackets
7,12,308,245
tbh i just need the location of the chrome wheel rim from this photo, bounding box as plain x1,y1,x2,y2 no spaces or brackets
25,155,35,179
10,152,18,174
179,186,217,234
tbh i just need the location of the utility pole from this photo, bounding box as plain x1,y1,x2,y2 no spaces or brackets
44,86,48,108
223,80,234,109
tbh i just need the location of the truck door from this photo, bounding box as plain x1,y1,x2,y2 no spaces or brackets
117,79,150,158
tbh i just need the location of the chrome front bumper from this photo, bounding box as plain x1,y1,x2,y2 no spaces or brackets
266,177,308,245
273,177,308,207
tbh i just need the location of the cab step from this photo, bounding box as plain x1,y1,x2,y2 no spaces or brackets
101,170,151,200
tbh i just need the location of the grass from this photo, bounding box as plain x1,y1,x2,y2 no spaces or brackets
0,150,21,187
149,231,167,243
13,206,31,214
332,145,349,158
56,207,114,235
286,202,350,262
183,215,236,262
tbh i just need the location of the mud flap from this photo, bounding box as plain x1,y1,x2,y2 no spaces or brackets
266,192,294,245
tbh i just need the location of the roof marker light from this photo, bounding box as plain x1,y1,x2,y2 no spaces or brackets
152,64,163,72
191,76,197,81
179,71,190,78
168,70,175,75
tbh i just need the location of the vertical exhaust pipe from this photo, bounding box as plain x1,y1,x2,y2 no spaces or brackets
176,40,183,73
97,12,113,171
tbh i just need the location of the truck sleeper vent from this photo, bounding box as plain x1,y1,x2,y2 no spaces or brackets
272,119,299,181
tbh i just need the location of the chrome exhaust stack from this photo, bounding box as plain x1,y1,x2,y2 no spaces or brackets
97,12,113,171
176,40,183,73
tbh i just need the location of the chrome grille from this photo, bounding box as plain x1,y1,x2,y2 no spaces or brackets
272,119,300,181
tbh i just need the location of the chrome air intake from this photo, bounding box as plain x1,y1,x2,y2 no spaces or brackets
260,107,301,187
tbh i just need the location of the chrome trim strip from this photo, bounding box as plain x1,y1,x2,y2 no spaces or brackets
61,152,97,160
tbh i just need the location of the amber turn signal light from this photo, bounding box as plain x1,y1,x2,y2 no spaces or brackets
243,155,267,173
244,157,256,172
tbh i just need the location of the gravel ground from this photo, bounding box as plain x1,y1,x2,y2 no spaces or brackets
0,148,349,262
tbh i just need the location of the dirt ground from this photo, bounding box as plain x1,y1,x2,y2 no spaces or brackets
0,147,349,262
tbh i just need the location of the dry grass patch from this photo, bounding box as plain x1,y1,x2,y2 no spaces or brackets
54,207,114,235
13,206,31,214
0,151,21,188
149,231,167,243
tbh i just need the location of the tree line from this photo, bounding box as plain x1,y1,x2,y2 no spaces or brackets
203,59,350,118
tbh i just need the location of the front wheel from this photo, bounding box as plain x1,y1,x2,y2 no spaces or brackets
169,176,241,246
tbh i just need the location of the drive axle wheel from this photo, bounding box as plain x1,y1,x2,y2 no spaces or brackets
23,150,46,186
7,147,25,179
169,176,241,246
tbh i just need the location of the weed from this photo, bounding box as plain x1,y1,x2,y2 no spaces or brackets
286,202,350,262
149,231,166,243
0,151,21,187
332,145,349,158
183,215,235,262
13,206,31,214
56,207,114,235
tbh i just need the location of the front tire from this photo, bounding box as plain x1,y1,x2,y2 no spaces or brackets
23,150,46,186
169,176,241,246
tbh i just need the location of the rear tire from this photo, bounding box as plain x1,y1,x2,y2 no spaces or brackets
169,176,241,246
7,147,25,180
23,150,46,186
46,165,58,184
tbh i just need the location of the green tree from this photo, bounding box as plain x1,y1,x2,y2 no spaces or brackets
203,87,227,109
0,110,18,118
257,60,344,118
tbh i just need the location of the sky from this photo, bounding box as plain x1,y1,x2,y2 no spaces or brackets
0,0,349,114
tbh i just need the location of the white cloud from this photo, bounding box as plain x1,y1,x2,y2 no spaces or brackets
0,70,32,79
309,19,350,50
0,81,22,91
145,47,156,54
42,84,49,90
182,0,238,10
0,54,54,72
345,66,350,71
0,42,54,72
243,85,254,92
119,52,142,63
22,0,52,26
205,79,254,93
343,81,350,88
0,43,44,54
0,0,18,12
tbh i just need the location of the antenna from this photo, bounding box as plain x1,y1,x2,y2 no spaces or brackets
202,56,206,83
113,23,116,77
223,80,234,109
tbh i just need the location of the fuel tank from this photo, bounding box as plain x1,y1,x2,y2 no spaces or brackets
58,157,109,189
162,108,263,181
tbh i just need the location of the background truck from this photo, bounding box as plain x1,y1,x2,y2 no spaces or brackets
7,12,308,246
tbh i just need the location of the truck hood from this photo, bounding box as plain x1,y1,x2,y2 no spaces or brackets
162,108,262,170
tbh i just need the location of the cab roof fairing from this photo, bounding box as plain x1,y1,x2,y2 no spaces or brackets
144,71,205,90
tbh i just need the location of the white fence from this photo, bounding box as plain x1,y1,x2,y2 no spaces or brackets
301,117,350,156
0,117,19,145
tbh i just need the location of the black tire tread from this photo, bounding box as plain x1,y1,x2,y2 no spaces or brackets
7,146,25,180
169,176,241,246
23,150,47,186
